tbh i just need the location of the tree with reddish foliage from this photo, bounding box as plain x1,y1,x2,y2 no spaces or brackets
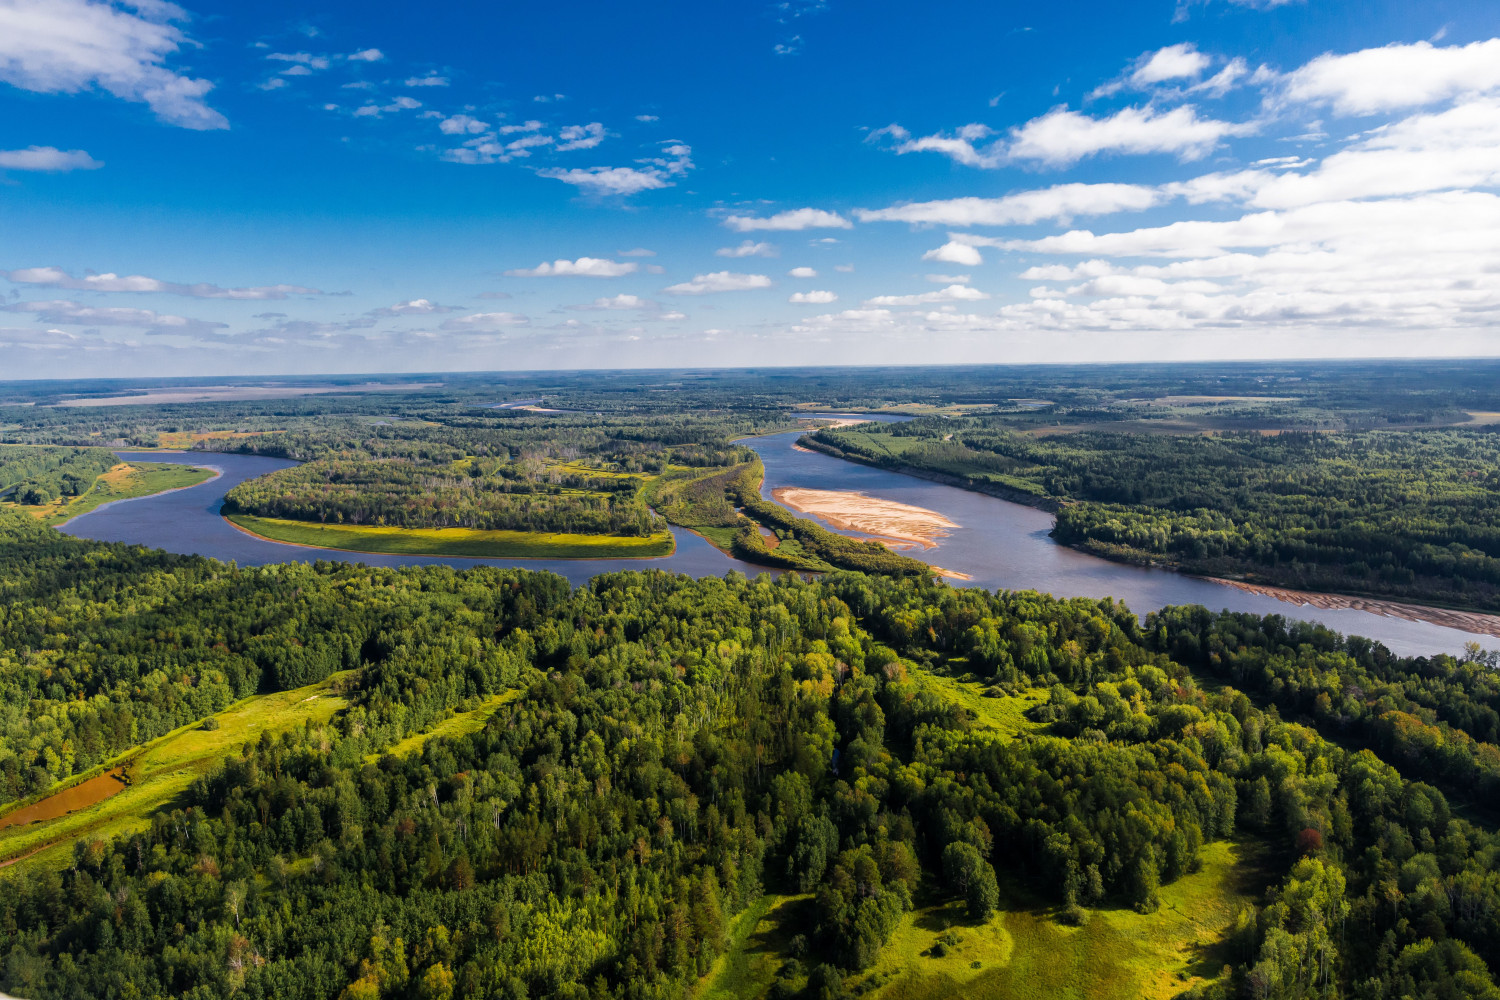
1297,827,1324,855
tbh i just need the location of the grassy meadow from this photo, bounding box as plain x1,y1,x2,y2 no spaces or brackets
0,672,352,874
695,840,1264,1000
227,513,675,559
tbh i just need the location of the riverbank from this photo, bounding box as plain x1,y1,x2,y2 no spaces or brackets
10,461,217,526
226,514,676,560
1207,579,1500,640
795,435,1061,512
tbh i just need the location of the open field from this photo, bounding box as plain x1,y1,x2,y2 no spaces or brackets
154,429,274,449
771,487,957,550
693,840,1263,1000
369,692,519,762
227,513,675,559
3,461,215,525
0,672,351,873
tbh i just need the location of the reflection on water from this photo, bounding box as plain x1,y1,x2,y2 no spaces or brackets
56,431,1495,657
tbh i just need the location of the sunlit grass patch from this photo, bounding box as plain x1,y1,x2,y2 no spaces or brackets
917,670,1049,741
227,514,675,559
155,430,272,449
368,691,519,762
695,894,811,1000
0,673,352,874
858,839,1263,1000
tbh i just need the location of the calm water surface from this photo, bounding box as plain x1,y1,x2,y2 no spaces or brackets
61,451,772,581
57,425,1495,657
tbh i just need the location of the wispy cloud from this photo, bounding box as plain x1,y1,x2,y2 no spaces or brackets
503,258,638,277
0,266,326,299
881,104,1253,169
716,240,778,258
864,285,989,306
722,208,852,231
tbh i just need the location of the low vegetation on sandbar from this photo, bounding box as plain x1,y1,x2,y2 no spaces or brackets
227,513,676,559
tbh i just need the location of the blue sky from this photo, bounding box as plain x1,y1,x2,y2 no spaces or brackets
2,0,1499,377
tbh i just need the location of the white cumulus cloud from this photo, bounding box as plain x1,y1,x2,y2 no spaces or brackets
789,290,837,304
1283,38,1500,115
0,0,227,129
0,266,325,299
864,285,990,306
1132,43,1211,85
886,105,1253,170
922,242,984,267
857,183,1162,226
0,146,102,171
663,272,773,295
440,311,529,330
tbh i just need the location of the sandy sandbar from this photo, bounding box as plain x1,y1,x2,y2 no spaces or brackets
773,487,957,550
1207,578,1500,640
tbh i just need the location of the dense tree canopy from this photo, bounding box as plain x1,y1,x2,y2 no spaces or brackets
0,509,1498,999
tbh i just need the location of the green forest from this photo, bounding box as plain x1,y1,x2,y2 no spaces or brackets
1,502,1499,999
223,458,660,536
0,445,117,506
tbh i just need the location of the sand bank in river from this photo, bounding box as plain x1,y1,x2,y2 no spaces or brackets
773,487,957,550
1207,579,1500,640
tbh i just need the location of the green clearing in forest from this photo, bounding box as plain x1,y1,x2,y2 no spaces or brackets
368,691,519,762
0,672,352,874
228,513,675,559
695,894,811,1000
701,842,1261,1000
858,839,1265,1000
916,670,1050,740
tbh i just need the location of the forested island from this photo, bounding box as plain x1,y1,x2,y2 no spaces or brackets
1,363,1499,1000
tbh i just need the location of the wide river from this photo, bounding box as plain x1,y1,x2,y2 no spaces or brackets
57,420,1495,657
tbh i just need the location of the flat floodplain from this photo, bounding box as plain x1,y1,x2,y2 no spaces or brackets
226,513,676,559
